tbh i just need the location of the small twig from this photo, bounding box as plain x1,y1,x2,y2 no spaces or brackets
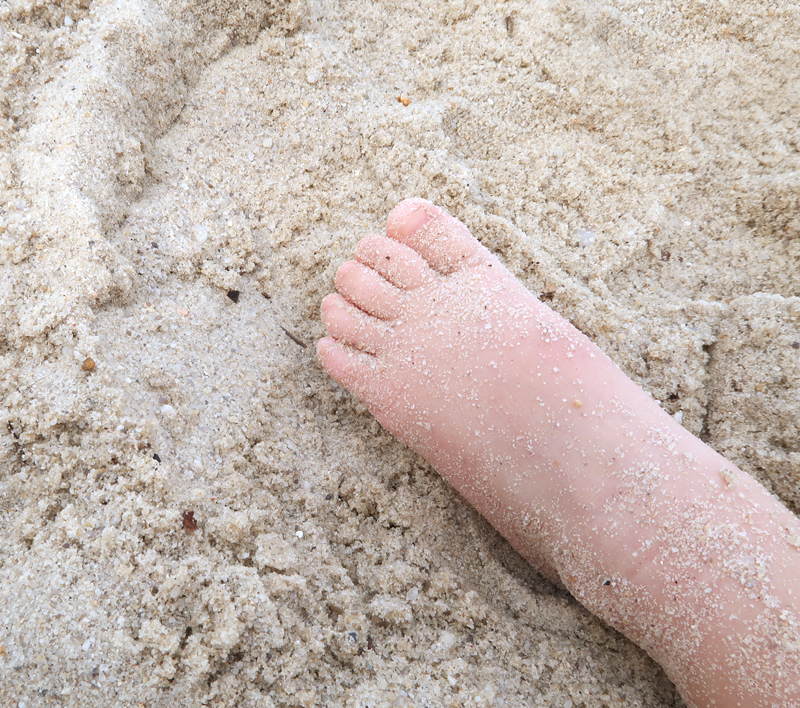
280,325,307,349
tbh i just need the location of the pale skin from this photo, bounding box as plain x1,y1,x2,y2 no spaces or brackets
317,199,800,708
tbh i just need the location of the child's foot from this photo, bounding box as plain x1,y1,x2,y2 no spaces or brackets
318,198,683,581
318,199,800,708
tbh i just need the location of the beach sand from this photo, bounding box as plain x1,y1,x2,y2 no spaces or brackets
1,0,798,705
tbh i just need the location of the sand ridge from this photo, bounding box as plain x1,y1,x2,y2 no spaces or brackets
1,0,798,706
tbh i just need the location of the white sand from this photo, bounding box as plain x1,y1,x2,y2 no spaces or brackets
1,0,798,705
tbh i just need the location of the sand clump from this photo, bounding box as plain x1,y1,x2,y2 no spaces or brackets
1,0,798,706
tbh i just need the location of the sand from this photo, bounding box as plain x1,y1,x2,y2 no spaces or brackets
1,0,798,705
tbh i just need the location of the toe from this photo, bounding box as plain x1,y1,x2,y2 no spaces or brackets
334,260,404,320
321,294,388,353
317,336,383,408
385,198,489,275
354,235,435,290
317,335,368,389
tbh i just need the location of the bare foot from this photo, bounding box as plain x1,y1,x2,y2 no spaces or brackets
318,199,800,708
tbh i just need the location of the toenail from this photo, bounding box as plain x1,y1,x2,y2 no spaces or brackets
398,207,428,237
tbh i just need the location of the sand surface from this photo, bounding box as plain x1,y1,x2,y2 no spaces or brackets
1,0,799,706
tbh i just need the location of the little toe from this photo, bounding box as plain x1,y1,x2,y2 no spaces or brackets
317,336,384,410
385,198,490,275
334,260,404,320
321,294,388,353
354,235,436,290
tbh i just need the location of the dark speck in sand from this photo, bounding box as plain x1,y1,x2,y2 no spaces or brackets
262,291,271,299
153,453,161,463
151,242,158,249
183,510,198,532
539,292,555,302
227,290,240,303
792,342,799,349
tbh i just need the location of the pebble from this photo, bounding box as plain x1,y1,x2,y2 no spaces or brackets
193,224,208,244
720,468,739,489
577,229,597,247
81,357,95,372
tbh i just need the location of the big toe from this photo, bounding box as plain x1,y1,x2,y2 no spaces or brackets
385,199,489,275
